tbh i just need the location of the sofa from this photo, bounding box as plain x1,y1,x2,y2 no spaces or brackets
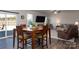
57,24,78,40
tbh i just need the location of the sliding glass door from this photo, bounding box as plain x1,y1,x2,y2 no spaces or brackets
0,14,6,38
6,14,16,37
0,13,16,38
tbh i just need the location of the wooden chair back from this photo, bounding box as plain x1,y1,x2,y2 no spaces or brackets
20,24,26,28
42,25,49,35
16,26,23,36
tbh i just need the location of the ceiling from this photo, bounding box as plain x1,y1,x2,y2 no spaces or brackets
31,10,51,14
32,10,79,14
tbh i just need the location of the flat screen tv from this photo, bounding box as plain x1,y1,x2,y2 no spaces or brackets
36,16,45,22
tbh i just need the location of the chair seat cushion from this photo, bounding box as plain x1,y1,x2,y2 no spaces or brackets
18,35,23,39
36,34,47,39
24,34,30,39
18,34,30,40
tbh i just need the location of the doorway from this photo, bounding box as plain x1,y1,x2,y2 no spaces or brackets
0,13,16,39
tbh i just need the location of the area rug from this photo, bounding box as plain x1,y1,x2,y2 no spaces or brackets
50,38,79,49
24,38,79,49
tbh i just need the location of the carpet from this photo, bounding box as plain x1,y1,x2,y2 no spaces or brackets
50,38,79,49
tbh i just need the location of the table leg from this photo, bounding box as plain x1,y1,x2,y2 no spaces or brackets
32,31,35,49
22,36,24,49
49,28,51,44
46,31,48,48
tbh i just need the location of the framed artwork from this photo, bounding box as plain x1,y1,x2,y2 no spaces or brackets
21,15,24,19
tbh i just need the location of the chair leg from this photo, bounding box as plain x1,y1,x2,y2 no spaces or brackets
25,40,27,48
74,38,78,48
49,28,51,44
13,36,15,48
46,33,48,48
38,38,41,46
22,35,25,49
42,35,44,48
17,38,19,49
22,40,24,49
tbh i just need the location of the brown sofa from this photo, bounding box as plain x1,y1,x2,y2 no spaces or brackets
57,25,78,40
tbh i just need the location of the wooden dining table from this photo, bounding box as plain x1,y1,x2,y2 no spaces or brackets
13,26,51,49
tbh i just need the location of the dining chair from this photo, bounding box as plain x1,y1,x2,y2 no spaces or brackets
36,25,49,48
20,24,26,28
13,26,31,49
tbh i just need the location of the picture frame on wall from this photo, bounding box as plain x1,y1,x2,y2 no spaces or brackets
21,15,24,19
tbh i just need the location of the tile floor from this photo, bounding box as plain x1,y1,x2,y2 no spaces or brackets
0,37,13,49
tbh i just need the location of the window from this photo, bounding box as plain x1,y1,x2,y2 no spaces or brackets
6,14,16,30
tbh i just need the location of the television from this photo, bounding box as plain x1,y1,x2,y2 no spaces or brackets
36,16,45,22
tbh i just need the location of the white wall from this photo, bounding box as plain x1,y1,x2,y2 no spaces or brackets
49,11,79,28
11,10,49,25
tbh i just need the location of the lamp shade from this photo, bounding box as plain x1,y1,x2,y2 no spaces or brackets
75,21,79,25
